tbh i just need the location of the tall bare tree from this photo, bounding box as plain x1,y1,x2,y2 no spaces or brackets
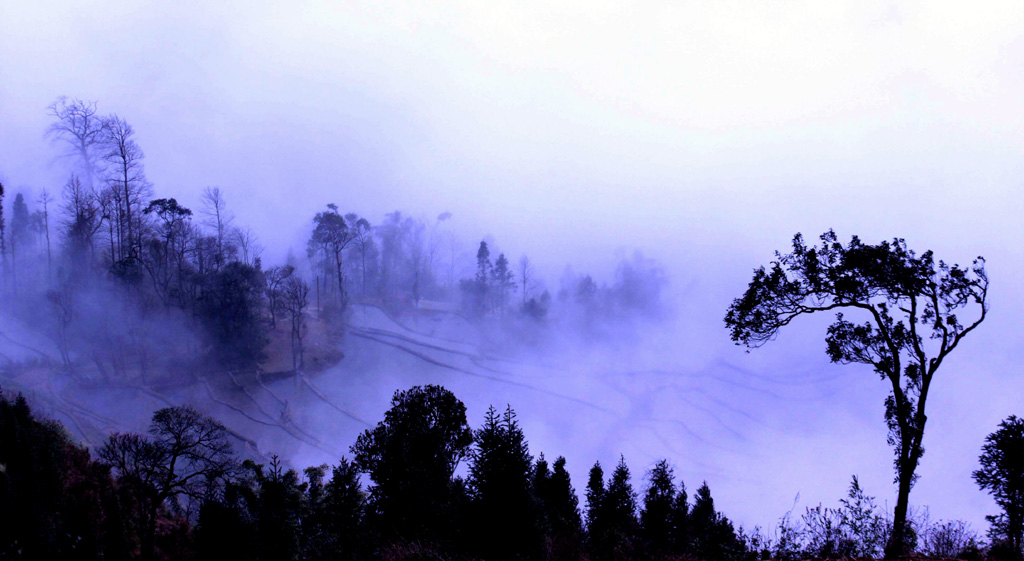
97,187,118,263
518,254,535,305
60,177,102,252
265,264,295,329
201,186,234,266
46,280,74,369
426,212,449,293
281,275,310,374
47,96,105,188
37,189,53,279
232,225,262,267
101,115,150,260
446,228,460,296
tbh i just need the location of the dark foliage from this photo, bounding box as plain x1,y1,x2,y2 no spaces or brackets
535,455,583,560
669,477,690,555
351,385,473,548
640,459,676,557
198,261,268,370
99,405,235,561
0,389,127,560
0,382,911,561
308,204,354,313
975,415,1024,559
587,456,639,561
724,230,988,557
468,405,541,560
689,482,745,561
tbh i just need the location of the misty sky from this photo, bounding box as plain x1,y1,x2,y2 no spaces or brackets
2,0,1024,534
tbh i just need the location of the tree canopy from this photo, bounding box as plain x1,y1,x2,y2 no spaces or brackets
974,415,1024,558
725,230,989,556
350,384,473,545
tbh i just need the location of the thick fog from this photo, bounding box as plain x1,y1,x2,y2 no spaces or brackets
2,0,1024,536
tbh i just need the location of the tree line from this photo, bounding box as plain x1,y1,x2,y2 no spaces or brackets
2,383,1022,561
0,97,670,385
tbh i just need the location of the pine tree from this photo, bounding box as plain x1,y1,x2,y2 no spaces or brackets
691,481,717,557
689,481,745,561
551,457,582,530
534,453,553,533
603,456,639,560
534,453,584,559
670,478,690,555
550,456,584,560
586,461,606,537
491,252,516,312
302,464,330,560
469,404,539,559
467,240,492,316
250,456,305,561
476,240,492,285
324,458,366,561
641,459,676,556
10,192,29,287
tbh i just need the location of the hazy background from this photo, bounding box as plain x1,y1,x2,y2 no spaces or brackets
2,0,1023,535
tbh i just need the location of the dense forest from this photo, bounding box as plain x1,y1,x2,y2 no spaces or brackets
4,383,1020,561
0,98,1022,561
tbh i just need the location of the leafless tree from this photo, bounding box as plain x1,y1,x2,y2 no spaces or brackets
96,187,118,263
409,222,427,303
426,212,449,291
46,280,74,369
99,406,235,561
447,229,460,296
232,225,263,267
59,174,101,264
47,96,105,188
281,275,310,374
101,115,150,260
264,264,294,329
37,189,53,279
201,186,234,267
518,254,535,305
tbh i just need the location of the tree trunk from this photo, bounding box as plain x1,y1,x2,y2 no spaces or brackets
141,501,158,561
335,250,345,310
887,469,913,558
269,295,276,329
122,164,133,258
